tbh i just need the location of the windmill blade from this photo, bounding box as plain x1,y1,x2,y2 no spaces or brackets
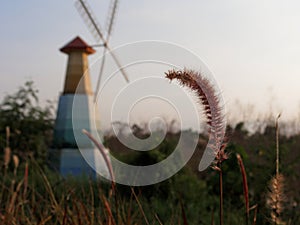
94,48,108,101
106,0,118,39
75,0,129,84
107,46,129,83
95,0,119,99
95,46,129,98
75,0,106,43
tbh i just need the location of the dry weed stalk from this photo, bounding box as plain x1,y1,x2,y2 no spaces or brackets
4,126,11,169
236,153,249,224
83,130,154,224
23,161,29,199
165,68,228,225
7,180,23,215
102,196,117,225
130,187,150,225
266,114,286,225
82,129,115,191
250,204,258,225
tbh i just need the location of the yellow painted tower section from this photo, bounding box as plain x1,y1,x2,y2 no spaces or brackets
60,36,95,95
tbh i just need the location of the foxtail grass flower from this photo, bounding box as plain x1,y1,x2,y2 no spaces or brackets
165,69,228,167
4,147,11,169
12,155,19,176
266,174,286,225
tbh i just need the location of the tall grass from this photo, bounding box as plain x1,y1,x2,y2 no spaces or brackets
2,155,200,224
0,160,134,224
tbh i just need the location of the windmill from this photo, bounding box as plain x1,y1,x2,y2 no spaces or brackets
75,0,129,100
51,0,130,178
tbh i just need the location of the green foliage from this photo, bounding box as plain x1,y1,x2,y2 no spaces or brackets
0,81,54,164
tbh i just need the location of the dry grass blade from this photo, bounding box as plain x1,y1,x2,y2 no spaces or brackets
88,179,95,225
131,187,150,225
211,208,215,225
125,191,134,225
236,153,249,223
275,114,281,175
82,129,115,191
249,204,258,225
79,200,91,225
31,159,59,211
218,168,223,225
154,213,163,225
7,180,23,214
39,215,53,225
62,203,68,225
23,162,28,199
102,196,116,225
179,199,188,225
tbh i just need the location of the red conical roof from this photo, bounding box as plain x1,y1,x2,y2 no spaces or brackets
60,36,95,54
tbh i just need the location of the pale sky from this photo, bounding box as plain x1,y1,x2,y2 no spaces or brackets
1,0,300,130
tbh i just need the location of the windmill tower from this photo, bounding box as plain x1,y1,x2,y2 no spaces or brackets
51,36,106,177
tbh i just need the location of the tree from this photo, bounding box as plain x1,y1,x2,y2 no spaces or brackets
0,81,54,164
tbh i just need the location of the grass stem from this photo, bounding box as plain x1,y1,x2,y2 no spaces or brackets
219,165,223,225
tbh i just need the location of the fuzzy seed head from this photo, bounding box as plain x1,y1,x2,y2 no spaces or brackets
13,154,20,170
165,69,228,164
266,173,286,225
